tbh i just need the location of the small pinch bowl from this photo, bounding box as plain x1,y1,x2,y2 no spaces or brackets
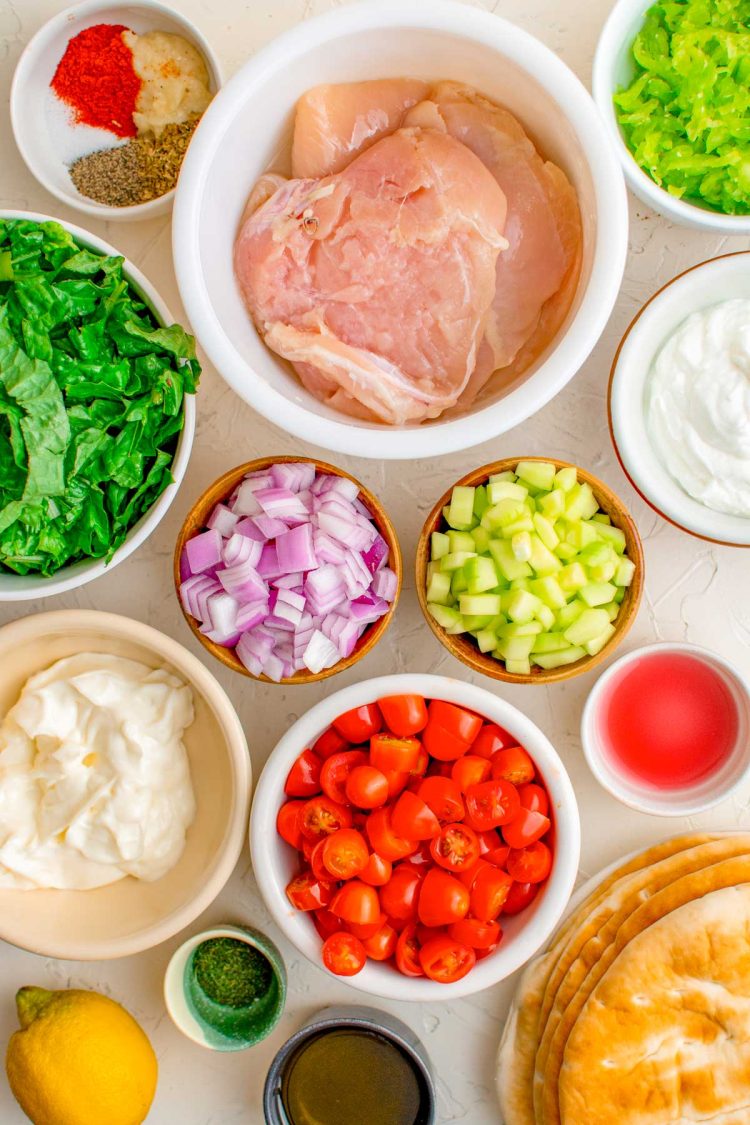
173,455,402,684
0,610,251,960
416,457,644,685
609,252,750,547
250,673,581,1001
11,0,222,222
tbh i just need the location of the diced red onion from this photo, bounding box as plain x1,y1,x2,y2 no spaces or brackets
217,559,268,603
179,549,191,582
313,532,347,566
223,533,262,569
252,515,289,540
255,488,308,521
236,602,269,631
273,572,303,590
317,512,372,551
362,534,389,574
185,529,223,574
276,522,317,574
303,630,341,674
270,462,316,493
232,480,264,517
206,504,240,538
372,567,398,602
257,543,283,580
234,517,266,541
199,591,239,641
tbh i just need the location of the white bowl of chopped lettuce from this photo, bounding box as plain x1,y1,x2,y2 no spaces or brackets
0,212,197,600
594,0,750,232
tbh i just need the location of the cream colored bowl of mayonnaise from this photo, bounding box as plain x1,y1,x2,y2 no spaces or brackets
609,251,750,547
0,610,250,960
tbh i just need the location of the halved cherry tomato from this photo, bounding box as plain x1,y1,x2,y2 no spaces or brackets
330,880,380,926
518,783,550,816
430,823,480,873
476,943,500,960
422,721,471,762
360,852,392,887
320,750,368,805
286,871,334,911
363,920,398,961
419,935,475,983
392,791,440,841
470,723,516,760
301,836,315,862
366,807,417,862
333,704,382,744
284,748,322,797
347,912,387,940
370,733,421,773
470,865,513,921
322,932,366,976
276,800,304,849
417,776,465,824
428,701,483,745
426,759,454,778
379,866,423,924
378,694,429,736
507,841,552,884
448,917,501,951
313,726,350,760
451,754,491,792
459,857,491,890
464,779,521,830
415,925,444,947
502,809,551,850
502,881,539,915
418,867,470,927
402,841,433,870
395,924,424,977
299,796,353,842
345,764,389,809
313,907,340,940
383,768,411,799
310,838,330,882
485,845,511,869
410,746,430,778
476,829,501,856
491,745,535,786
322,828,369,880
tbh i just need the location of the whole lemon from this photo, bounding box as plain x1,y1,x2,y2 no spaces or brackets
6,986,158,1125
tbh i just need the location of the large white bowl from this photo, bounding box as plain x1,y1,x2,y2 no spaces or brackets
11,0,222,222
609,252,750,547
593,0,750,233
249,673,581,1001
0,211,196,600
173,0,628,460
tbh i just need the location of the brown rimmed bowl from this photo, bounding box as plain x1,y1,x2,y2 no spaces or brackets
415,457,644,685
174,456,402,684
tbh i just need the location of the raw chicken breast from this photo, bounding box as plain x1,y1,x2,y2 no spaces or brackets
403,82,582,400
291,78,430,178
235,128,508,425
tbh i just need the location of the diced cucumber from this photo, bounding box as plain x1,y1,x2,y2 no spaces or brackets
426,571,452,605
594,522,627,554
613,587,625,604
565,520,600,550
565,482,599,521
614,557,636,587
431,531,450,561
515,460,556,491
529,535,561,576
488,471,517,483
447,618,468,634
579,581,617,608
588,560,617,583
557,600,585,629
536,603,555,630
553,542,578,561
465,555,499,594
585,624,616,656
447,486,476,530
501,515,534,538
558,562,587,592
555,466,578,492
505,658,531,675
451,569,468,596
532,631,570,654
563,608,611,646
498,620,543,637
533,646,586,669
602,601,621,623
462,614,494,631
471,526,491,554
473,484,489,521
489,539,532,582
509,576,531,590
533,513,560,550
578,542,612,568
497,635,536,661
459,593,503,616
592,513,611,525
481,498,525,531
475,628,499,653
440,550,476,572
428,604,462,629
512,531,532,562
487,480,528,503
539,489,565,519
448,530,476,553
507,589,544,624
530,576,567,609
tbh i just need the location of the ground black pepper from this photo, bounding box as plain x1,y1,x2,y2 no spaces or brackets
69,116,200,207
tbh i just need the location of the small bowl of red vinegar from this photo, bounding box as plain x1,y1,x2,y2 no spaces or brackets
582,643,750,816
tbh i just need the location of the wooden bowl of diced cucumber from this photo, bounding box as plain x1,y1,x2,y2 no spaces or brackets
416,458,644,684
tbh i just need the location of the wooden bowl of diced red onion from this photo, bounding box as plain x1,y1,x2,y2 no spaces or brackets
174,457,402,683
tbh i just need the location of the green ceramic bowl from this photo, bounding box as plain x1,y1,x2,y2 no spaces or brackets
164,924,286,1050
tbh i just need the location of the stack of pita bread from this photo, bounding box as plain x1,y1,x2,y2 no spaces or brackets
497,832,750,1124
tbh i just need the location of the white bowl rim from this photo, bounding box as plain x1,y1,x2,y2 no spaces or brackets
10,0,223,222
173,0,629,460
0,209,196,599
0,609,252,960
581,641,750,816
592,0,750,233
249,672,581,1001
608,251,750,547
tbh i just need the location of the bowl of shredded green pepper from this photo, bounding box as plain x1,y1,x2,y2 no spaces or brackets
593,0,750,232
0,212,199,599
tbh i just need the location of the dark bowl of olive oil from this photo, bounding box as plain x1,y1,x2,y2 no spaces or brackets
263,1005,435,1125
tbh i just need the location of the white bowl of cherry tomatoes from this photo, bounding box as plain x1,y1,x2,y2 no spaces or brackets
250,674,580,1000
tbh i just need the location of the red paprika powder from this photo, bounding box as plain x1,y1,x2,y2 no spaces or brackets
51,23,141,138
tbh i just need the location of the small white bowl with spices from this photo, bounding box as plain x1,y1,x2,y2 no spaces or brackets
10,0,222,222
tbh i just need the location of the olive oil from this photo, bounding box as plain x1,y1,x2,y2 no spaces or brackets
280,1027,427,1125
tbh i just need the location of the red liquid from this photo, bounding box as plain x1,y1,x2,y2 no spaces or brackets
597,652,739,790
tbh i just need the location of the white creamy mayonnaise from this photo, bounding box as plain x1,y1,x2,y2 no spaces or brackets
0,654,196,890
646,298,750,518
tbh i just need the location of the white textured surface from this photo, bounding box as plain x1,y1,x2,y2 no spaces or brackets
1,1,749,1122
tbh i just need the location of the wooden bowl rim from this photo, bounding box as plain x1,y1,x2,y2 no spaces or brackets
415,457,644,685
174,455,402,684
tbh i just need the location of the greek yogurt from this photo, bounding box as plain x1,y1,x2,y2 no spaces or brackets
646,298,750,518
0,653,196,890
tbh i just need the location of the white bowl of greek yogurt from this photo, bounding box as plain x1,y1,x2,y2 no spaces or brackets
609,252,750,547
